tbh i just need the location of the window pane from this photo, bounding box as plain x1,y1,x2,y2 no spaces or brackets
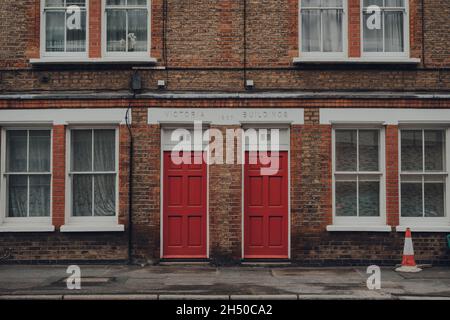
359,181,380,216
106,0,126,5
301,10,321,52
322,0,343,7
67,0,86,6
401,182,422,217
335,130,357,171
363,0,383,6
384,11,404,52
424,183,445,217
94,130,116,171
128,0,147,5
363,12,383,52
401,130,423,171
67,10,86,52
385,0,404,7
336,181,357,216
359,130,379,171
72,175,92,216
8,175,28,217
322,10,343,52
94,175,116,216
6,130,27,172
45,0,64,7
46,11,65,52
29,176,51,217
424,130,444,172
107,10,127,52
302,0,320,7
29,130,51,172
128,10,148,52
72,130,92,171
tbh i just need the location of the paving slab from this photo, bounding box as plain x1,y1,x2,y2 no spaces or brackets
0,265,449,299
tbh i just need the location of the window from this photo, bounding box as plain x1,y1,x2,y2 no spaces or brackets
105,0,149,55
362,0,407,55
0,129,52,229
333,128,385,225
400,129,449,225
300,0,346,55
68,129,118,221
42,0,87,55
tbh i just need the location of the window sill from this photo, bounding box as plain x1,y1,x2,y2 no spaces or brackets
293,57,421,65
0,224,55,233
396,226,450,233
327,225,392,232
60,224,125,233
30,57,157,65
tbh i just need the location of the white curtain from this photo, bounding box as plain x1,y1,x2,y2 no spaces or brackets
302,0,343,53
7,130,51,218
322,9,343,52
8,176,28,217
45,1,86,53
72,130,116,217
107,8,148,52
384,11,403,52
107,10,127,52
46,11,65,52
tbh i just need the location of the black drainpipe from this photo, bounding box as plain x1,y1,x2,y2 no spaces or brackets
126,72,141,264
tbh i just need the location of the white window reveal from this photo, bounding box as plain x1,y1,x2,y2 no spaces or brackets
399,129,450,230
330,128,388,231
63,128,123,232
42,0,87,56
0,129,54,232
105,0,150,56
362,0,408,57
300,0,346,57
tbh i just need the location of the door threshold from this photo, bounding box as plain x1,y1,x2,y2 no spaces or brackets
241,259,291,266
159,259,211,266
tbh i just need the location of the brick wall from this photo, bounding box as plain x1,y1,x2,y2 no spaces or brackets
0,0,449,91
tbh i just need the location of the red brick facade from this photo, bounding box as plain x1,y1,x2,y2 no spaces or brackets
0,0,449,265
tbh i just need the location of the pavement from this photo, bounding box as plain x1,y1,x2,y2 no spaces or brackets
0,264,450,300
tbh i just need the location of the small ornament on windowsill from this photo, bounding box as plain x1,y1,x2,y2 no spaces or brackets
128,33,137,52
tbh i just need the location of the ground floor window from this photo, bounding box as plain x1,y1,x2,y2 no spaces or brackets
333,128,385,225
400,129,449,225
0,128,52,228
68,128,117,218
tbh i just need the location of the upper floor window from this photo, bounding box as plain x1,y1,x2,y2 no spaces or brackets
42,0,87,55
400,129,449,225
362,0,407,55
105,0,149,55
300,0,345,55
333,128,385,225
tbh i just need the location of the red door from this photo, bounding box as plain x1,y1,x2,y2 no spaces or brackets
244,151,289,259
163,151,207,258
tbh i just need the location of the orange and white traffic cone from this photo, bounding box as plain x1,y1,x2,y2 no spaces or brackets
395,228,422,273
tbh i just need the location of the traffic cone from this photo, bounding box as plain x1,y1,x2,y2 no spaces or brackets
395,228,422,273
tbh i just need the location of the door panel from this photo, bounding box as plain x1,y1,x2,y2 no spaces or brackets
163,151,207,258
244,151,289,259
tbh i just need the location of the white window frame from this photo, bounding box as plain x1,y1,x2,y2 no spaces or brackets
331,126,386,227
360,0,410,58
102,0,152,58
0,127,54,232
62,126,123,232
40,0,89,58
399,127,450,228
299,0,348,59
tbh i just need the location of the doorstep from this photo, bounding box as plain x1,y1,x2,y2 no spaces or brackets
159,259,211,266
241,259,291,266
